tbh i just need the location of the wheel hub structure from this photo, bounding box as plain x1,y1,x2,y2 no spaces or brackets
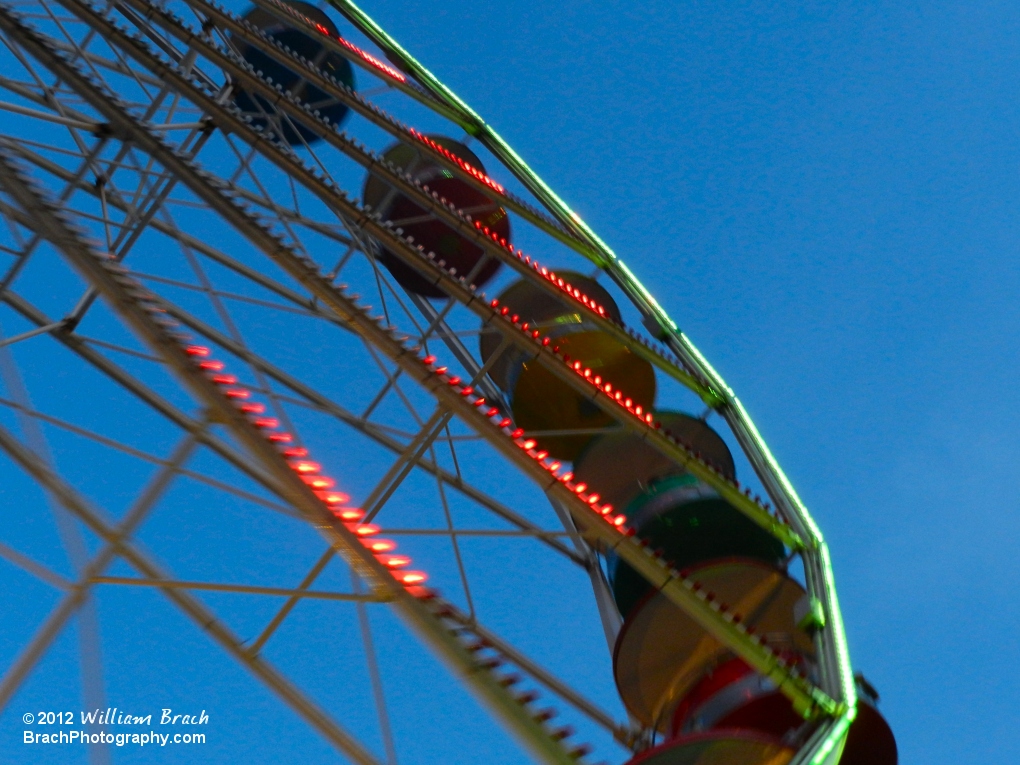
0,1,895,763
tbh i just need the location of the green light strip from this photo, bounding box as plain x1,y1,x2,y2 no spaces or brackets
327,0,858,734
810,708,855,765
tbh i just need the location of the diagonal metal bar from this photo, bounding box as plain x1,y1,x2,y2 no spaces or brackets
351,573,398,765
441,603,637,745
0,420,384,765
0,320,64,348
548,498,623,653
0,96,97,128
362,406,452,523
167,208,308,456
247,405,454,655
0,391,300,519
0,309,108,762
0,540,71,590
426,441,476,620
0,138,357,339
0,288,290,503
246,546,336,656
155,303,583,564
64,127,217,327
0,433,197,711
406,291,507,412
0,134,108,300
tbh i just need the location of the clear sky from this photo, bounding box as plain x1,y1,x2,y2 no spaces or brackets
1,1,1017,764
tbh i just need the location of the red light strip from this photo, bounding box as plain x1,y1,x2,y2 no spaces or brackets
483,297,777,514
266,0,407,83
418,352,633,535
183,343,429,592
407,128,505,194
459,218,611,320
334,34,407,84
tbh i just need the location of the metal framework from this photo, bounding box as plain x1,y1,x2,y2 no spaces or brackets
0,1,858,763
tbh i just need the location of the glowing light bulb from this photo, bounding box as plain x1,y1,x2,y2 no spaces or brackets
318,491,350,505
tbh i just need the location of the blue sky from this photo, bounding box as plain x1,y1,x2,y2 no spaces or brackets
1,1,1017,763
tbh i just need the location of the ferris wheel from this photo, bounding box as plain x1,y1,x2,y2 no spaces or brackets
0,1,898,763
